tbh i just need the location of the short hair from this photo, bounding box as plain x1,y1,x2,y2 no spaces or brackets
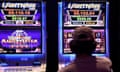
69,26,96,55
73,26,94,40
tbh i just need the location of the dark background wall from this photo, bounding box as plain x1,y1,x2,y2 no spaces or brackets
109,0,119,72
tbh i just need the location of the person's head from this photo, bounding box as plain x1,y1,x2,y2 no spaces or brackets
69,26,96,55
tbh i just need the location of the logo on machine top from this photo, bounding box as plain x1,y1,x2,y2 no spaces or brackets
67,3,101,10
2,2,36,10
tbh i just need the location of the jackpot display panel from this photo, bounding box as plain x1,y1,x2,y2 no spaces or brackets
58,1,109,69
0,1,46,72
63,2,105,27
0,2,41,26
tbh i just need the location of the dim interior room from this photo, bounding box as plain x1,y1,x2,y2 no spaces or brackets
0,0,119,72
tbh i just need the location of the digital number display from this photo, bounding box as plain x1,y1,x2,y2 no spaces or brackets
3,9,35,15
6,16,33,20
68,10,99,16
71,16,97,21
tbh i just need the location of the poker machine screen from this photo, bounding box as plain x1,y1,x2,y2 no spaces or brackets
0,29,42,54
0,1,46,54
0,1,46,71
63,29,105,54
58,1,109,56
0,2,41,26
63,2,105,27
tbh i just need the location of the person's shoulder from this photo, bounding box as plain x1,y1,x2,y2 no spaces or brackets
96,56,112,66
58,63,74,72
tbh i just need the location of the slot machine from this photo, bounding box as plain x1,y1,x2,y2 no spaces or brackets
58,0,109,69
0,0,46,72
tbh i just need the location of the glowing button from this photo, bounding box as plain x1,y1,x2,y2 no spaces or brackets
34,39,38,43
2,39,6,43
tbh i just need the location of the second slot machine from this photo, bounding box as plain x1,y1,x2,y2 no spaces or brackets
58,0,109,69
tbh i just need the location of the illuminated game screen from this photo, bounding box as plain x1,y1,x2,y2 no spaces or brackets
0,30,41,54
63,2,106,27
63,29,105,54
0,2,41,26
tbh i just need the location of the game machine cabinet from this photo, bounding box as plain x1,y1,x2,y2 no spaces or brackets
58,0,109,69
0,0,46,72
